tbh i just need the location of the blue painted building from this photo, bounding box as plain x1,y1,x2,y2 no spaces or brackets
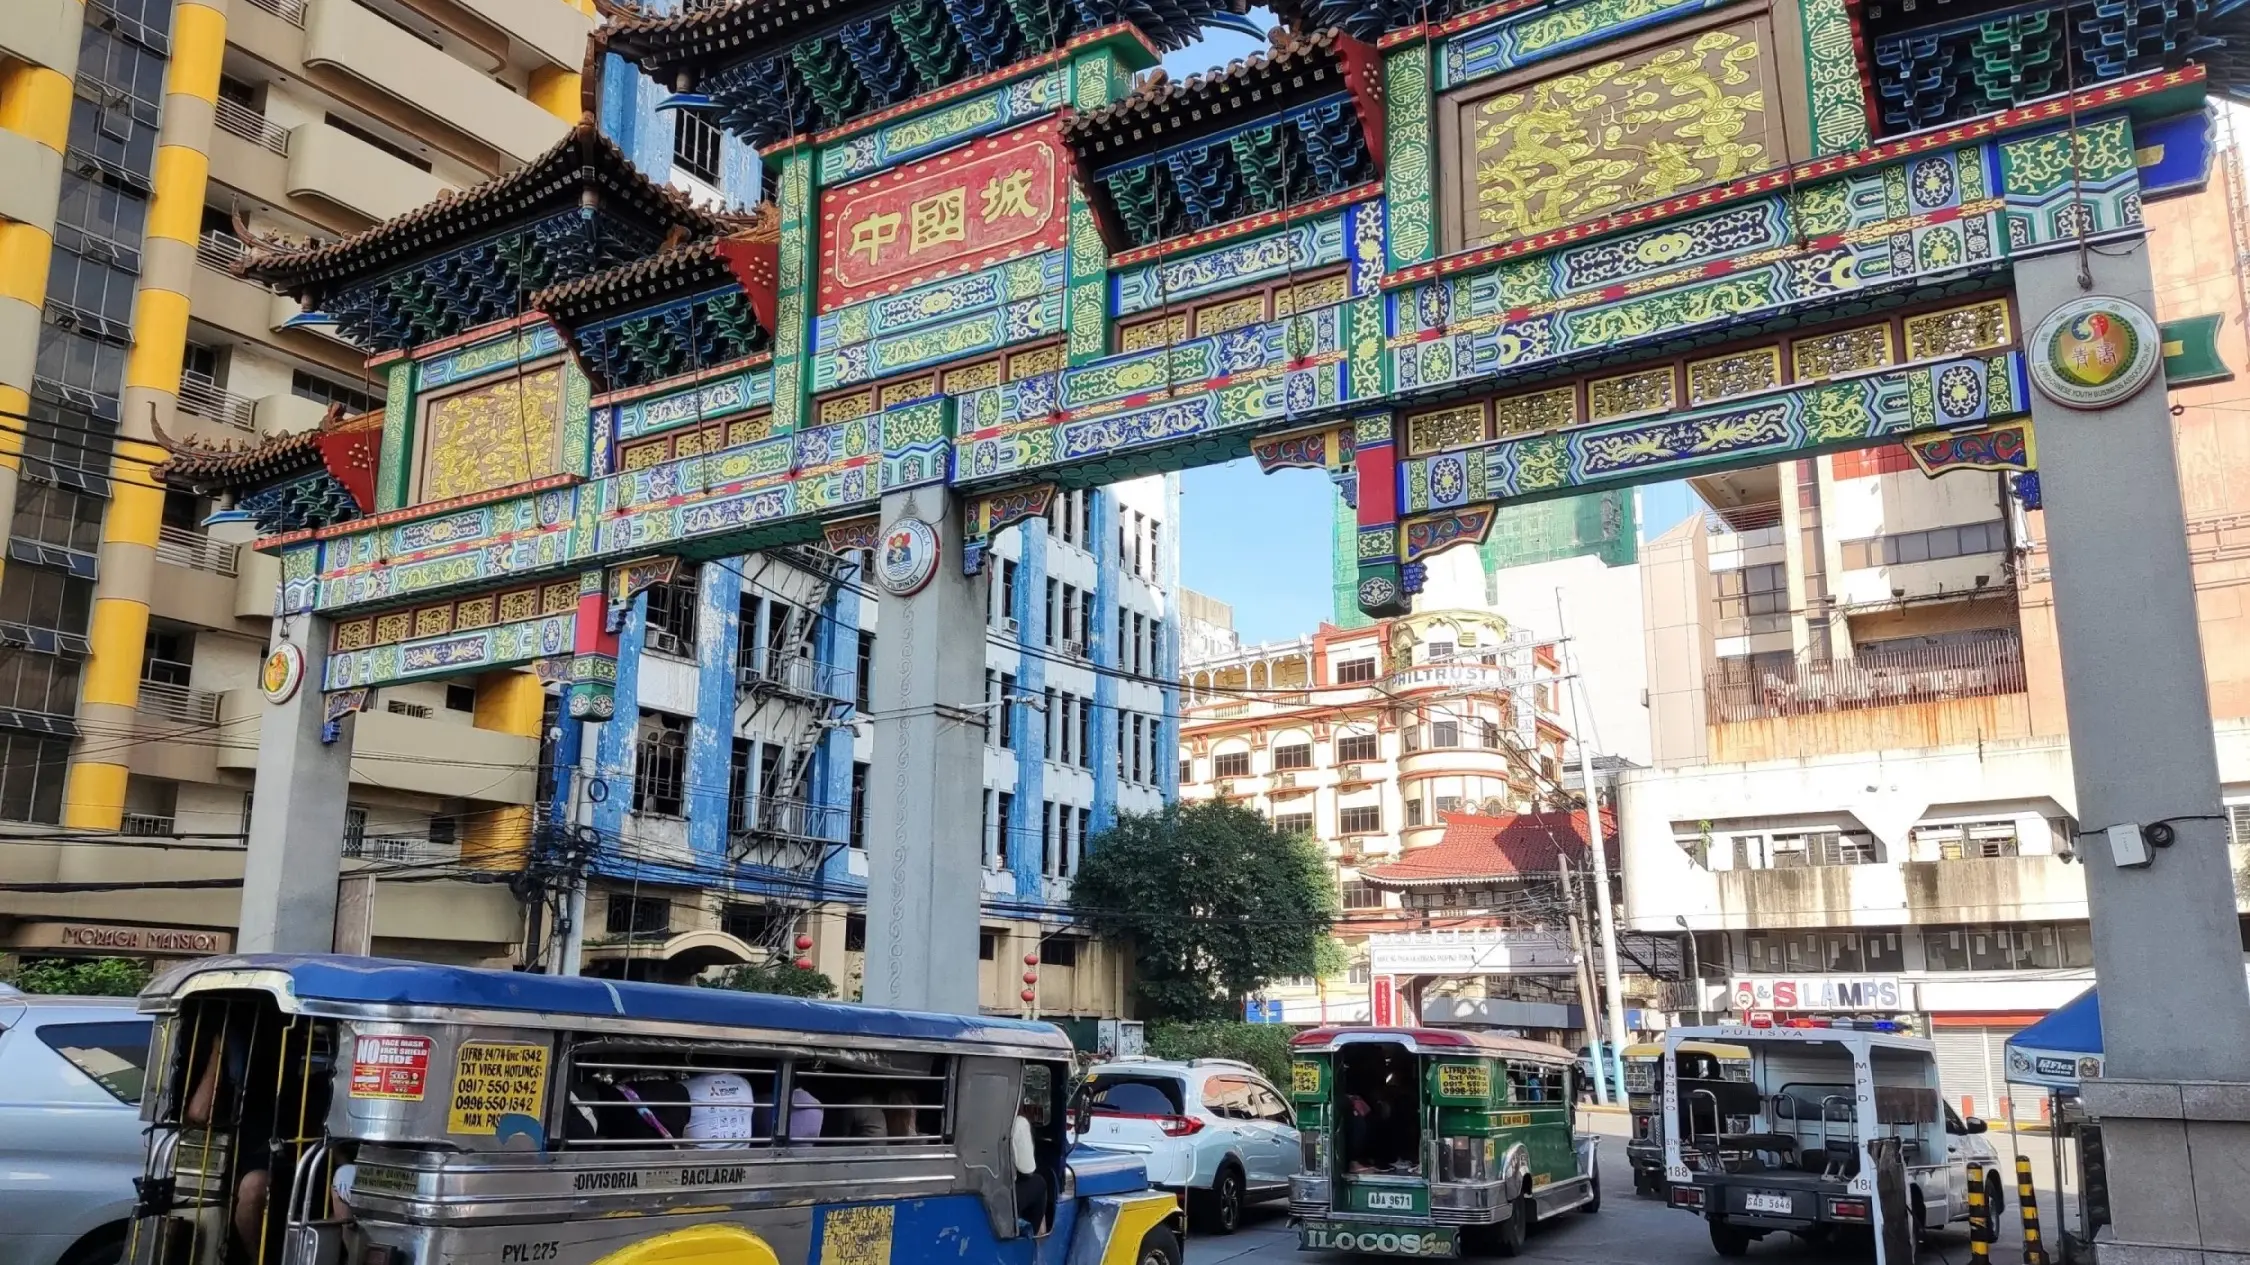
573,38,1180,1012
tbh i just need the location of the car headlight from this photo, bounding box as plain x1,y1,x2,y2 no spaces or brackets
1439,1136,1489,1182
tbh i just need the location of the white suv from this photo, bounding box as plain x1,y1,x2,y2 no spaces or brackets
1074,1058,1299,1234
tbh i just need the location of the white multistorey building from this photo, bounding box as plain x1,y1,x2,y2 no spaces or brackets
1615,418,2250,1120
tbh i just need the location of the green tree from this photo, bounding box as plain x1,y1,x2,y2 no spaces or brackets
704,959,837,998
6,957,153,996
1071,800,1337,1021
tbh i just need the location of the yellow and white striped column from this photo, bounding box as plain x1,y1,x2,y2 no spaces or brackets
462,669,547,868
0,0,84,594
64,0,228,830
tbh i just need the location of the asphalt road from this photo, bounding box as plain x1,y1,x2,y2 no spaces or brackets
1186,1112,2059,1265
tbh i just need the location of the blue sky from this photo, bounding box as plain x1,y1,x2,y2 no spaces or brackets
1153,24,1702,645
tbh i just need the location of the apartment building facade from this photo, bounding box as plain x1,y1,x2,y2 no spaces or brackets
1619,152,2250,1119
578,477,1181,1021
0,0,615,965
1179,606,1573,1022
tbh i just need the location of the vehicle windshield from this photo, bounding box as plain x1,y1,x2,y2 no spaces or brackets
1081,1074,1184,1115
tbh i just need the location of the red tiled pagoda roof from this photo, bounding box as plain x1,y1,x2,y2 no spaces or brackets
1358,808,1618,888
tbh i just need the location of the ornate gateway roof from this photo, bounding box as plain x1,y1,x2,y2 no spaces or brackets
594,0,1255,149
153,404,385,536
1062,29,1385,250
240,119,732,353
530,210,781,395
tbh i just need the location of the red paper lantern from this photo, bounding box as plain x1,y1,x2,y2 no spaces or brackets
795,935,814,951
794,957,814,970
1024,953,1039,966
1020,988,1037,1002
1022,971,1038,984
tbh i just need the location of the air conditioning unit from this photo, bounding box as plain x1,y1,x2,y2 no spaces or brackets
1340,765,1366,783
647,628,685,656
1215,779,1236,795
1004,617,1020,634
1275,771,1298,788
1063,638,1087,658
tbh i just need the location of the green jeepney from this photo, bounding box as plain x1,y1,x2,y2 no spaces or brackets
1287,1027,1600,1258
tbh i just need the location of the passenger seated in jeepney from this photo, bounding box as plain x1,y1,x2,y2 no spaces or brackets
182,1016,330,1263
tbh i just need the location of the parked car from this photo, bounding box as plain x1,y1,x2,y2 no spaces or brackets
0,996,152,1265
1073,1057,1299,1234
1948,1100,2006,1214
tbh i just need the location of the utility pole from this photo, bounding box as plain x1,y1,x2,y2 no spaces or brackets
1556,594,1630,1103
1561,860,1607,1105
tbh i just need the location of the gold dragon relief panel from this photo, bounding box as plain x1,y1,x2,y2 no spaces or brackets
1456,19,1783,249
418,365,567,504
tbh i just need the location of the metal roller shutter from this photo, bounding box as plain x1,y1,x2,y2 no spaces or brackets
1933,1025,2028,1120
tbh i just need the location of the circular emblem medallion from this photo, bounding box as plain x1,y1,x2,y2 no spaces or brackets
2028,296,2161,410
261,642,305,704
876,517,940,596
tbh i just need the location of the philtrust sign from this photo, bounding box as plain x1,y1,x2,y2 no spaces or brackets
1731,975,1914,1012
1368,930,1575,975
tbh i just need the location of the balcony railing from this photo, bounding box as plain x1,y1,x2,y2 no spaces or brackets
344,834,459,863
138,678,222,725
155,523,240,576
120,813,176,837
1707,633,2027,723
177,373,257,431
737,652,850,700
215,97,290,156
196,229,249,273
729,797,847,844
241,0,307,23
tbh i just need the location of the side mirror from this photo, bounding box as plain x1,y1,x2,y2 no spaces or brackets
1072,1102,1092,1137
1966,1118,1988,1135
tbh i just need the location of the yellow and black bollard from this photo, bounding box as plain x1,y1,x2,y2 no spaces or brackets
1967,1162,1992,1264
2016,1155,2047,1265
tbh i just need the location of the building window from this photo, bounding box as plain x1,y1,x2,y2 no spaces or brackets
856,629,875,711
995,791,1014,867
1481,721,1503,749
1042,936,1081,968
998,673,1018,748
1335,657,1377,684
643,562,699,655
13,485,103,554
1339,804,1383,834
445,684,476,712
728,738,752,834
672,108,722,184
1212,750,1251,779
633,711,688,816
291,369,382,416
1273,812,1314,835
1341,880,1381,910
0,734,70,823
1077,699,1091,770
1180,758,1194,783
0,567,93,635
1044,579,1058,646
1911,820,2021,860
721,903,789,945
1000,560,1019,626
1424,640,1456,664
1714,563,1787,621
1405,798,1424,827
1273,742,1313,770
1430,718,1460,748
606,894,671,936
849,760,869,849
980,931,998,960
845,914,867,951
1922,922,2093,971
1336,732,1379,764
1840,520,2009,570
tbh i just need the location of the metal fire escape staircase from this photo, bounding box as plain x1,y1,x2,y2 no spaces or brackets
729,543,857,954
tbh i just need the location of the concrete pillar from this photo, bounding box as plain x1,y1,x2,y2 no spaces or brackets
860,488,986,1013
65,0,227,829
240,617,356,953
2017,240,2250,1261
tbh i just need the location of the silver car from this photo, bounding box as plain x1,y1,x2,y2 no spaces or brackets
0,996,151,1265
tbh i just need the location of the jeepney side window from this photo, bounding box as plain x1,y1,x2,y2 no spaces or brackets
561,1041,781,1148
791,1049,952,1143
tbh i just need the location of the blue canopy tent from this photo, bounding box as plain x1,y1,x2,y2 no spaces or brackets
2003,986,2103,1090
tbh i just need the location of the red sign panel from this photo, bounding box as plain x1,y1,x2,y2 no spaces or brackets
350,1033,433,1101
1372,975,1396,1026
817,123,1067,312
